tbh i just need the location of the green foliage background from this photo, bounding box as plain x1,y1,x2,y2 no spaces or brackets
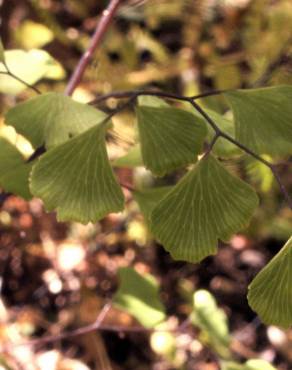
0,1,292,369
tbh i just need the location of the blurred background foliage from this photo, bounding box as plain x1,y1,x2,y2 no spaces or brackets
0,0,292,369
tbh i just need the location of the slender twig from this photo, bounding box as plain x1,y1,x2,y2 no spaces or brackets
188,99,220,134
12,302,112,348
104,94,138,122
203,132,221,159
13,316,190,348
90,89,226,105
27,145,46,162
65,0,124,96
0,69,41,94
91,88,222,135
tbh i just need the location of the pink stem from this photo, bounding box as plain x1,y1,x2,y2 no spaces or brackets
65,0,124,96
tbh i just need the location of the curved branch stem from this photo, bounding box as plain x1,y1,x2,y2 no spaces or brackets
0,68,41,94
203,132,221,159
12,314,190,348
188,103,292,210
188,99,220,134
90,88,226,105
13,302,112,348
65,0,124,96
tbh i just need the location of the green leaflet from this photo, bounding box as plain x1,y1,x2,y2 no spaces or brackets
136,105,207,176
150,155,258,262
111,95,167,170
30,123,124,224
0,49,64,95
248,236,292,328
17,21,54,49
5,92,107,149
0,138,32,199
192,290,231,358
0,162,33,201
0,137,24,171
113,267,166,328
224,86,292,156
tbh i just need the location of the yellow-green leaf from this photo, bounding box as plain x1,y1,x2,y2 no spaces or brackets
113,267,166,328
30,123,124,224
222,360,276,370
224,86,292,156
138,95,169,107
245,360,276,370
5,92,107,149
248,236,292,328
192,289,231,358
16,21,54,49
136,106,207,176
150,155,258,262
0,137,32,199
0,49,65,94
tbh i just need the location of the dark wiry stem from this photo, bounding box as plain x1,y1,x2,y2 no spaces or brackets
0,69,41,95
91,88,292,210
90,89,226,106
203,132,221,159
188,99,220,134
188,102,292,210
